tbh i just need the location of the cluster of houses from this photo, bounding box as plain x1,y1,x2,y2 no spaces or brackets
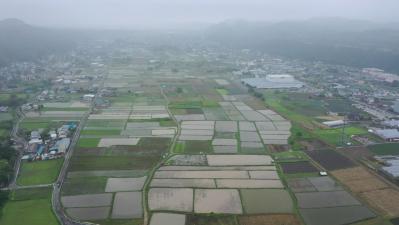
23,122,76,161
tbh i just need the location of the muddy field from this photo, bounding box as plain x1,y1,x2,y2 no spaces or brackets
300,206,375,225
148,188,193,212
280,161,319,174
305,149,355,170
150,213,186,225
238,214,301,225
240,189,293,214
194,189,242,214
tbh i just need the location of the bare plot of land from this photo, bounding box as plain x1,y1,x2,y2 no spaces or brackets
241,189,293,214
126,122,160,129
154,170,249,179
216,179,283,188
361,189,399,217
213,145,237,153
239,214,301,225
89,114,129,120
241,142,263,148
167,155,207,165
158,166,276,171
150,213,186,225
151,129,175,136
248,170,279,179
222,95,237,101
181,124,214,130
133,105,166,111
66,207,110,220
241,110,268,121
239,121,257,131
296,191,360,208
207,155,273,166
105,177,147,192
112,192,142,219
331,167,388,193
281,161,319,174
179,135,213,141
67,170,146,178
255,122,276,131
307,177,343,192
194,189,242,214
150,179,216,188
300,206,375,225
215,79,230,85
240,131,261,142
261,134,290,140
98,138,140,147
212,138,237,146
175,114,206,121
215,121,238,132
148,188,193,212
263,139,288,145
287,178,317,193
61,193,113,207
259,130,290,135
180,129,214,136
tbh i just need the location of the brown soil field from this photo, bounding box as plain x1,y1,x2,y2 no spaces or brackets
267,145,290,153
361,189,399,217
332,167,388,193
336,146,374,161
238,214,301,225
332,166,399,216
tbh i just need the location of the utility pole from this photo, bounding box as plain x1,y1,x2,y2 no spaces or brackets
341,114,346,146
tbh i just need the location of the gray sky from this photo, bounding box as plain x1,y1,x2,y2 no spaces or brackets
1,0,398,29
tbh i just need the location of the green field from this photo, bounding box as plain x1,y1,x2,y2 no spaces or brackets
62,176,108,195
77,138,100,148
216,88,229,96
273,150,308,162
80,129,121,136
0,187,58,225
313,126,368,146
17,159,63,186
70,137,170,171
176,140,213,154
368,143,399,155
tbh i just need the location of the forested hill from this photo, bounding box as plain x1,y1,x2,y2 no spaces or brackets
0,19,75,67
205,18,399,73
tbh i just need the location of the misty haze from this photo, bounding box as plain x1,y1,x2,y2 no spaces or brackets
0,1,398,225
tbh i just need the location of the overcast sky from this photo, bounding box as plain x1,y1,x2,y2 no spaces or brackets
1,0,398,29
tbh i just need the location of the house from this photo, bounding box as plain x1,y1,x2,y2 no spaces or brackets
57,125,70,138
30,131,41,139
49,130,57,139
374,129,399,142
49,138,70,154
83,94,95,102
322,120,345,128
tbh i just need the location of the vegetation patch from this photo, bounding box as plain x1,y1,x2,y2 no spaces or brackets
17,159,63,186
368,143,399,155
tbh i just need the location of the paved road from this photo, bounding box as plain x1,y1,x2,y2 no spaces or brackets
51,90,103,225
8,109,27,189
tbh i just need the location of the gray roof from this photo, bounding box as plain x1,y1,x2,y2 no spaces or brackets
241,75,304,89
375,129,399,139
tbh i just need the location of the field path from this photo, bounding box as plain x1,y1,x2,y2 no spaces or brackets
142,86,180,225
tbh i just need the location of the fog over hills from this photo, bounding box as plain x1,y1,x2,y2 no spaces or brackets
206,18,399,73
1,17,399,74
0,18,75,67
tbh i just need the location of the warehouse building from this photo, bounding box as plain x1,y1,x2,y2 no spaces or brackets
241,74,304,89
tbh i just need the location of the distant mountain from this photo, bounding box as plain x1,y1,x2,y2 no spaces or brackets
0,19,75,67
206,18,399,73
